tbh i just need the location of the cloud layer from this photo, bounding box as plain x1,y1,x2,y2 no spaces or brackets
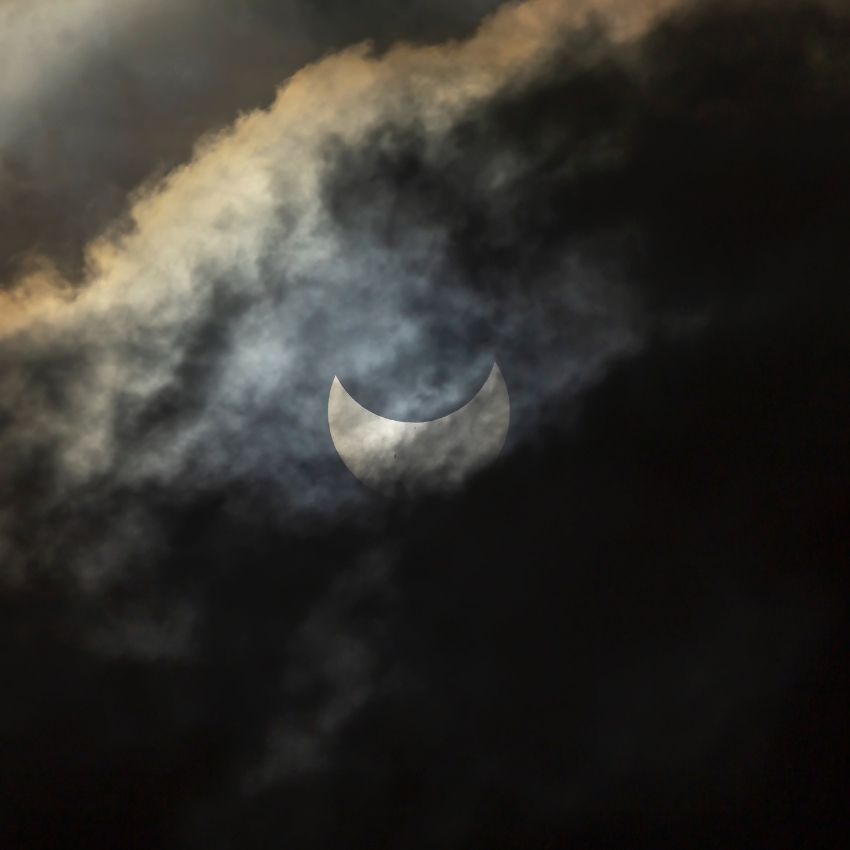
1,1,849,847
0,0,681,587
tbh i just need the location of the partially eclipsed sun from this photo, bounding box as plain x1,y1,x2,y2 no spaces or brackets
328,364,510,498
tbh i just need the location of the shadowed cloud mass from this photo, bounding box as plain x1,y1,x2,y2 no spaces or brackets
0,1,848,848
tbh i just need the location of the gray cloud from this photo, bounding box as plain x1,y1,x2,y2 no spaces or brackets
244,546,397,789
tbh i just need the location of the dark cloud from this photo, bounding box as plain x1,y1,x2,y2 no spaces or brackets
0,1,849,848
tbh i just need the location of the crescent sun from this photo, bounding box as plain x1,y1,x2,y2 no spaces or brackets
328,364,510,498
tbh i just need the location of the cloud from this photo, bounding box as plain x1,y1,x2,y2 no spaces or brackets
0,0,680,587
1,1,849,846
0,0,510,287
243,546,397,789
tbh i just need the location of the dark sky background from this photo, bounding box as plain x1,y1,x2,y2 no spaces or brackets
0,1,849,848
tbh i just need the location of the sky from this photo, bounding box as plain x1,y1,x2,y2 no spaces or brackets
0,0,848,847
